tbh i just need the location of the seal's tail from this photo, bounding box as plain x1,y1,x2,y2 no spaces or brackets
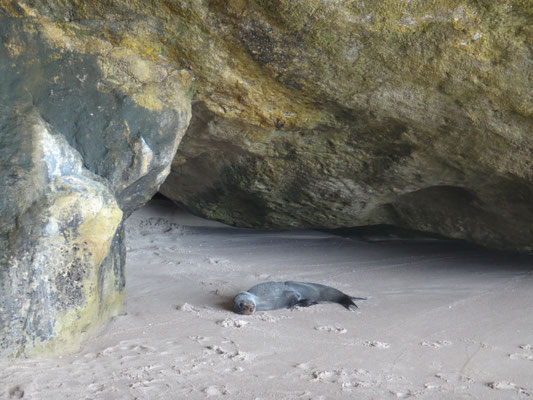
339,295,370,311
338,296,357,311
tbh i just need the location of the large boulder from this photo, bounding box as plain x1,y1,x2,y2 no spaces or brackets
156,1,533,252
0,6,191,357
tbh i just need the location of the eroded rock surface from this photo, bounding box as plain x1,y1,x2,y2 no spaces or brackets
156,1,533,252
0,7,191,357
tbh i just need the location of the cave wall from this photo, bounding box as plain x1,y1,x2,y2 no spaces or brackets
0,4,191,357
157,1,533,252
4,2,530,253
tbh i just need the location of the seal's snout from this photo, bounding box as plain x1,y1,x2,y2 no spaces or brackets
239,302,255,315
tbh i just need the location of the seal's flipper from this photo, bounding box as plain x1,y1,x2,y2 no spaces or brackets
279,290,303,309
295,299,319,308
340,296,359,311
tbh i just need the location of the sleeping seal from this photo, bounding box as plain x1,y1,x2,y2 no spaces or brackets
233,281,367,315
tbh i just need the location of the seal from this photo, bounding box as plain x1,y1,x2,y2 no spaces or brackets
233,281,367,315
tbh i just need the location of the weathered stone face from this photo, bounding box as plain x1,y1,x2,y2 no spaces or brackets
0,6,191,357
8,1,532,254
162,100,533,252
154,1,533,252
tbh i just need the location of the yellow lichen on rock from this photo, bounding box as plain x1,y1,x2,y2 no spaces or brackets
30,186,123,357
17,10,193,114
77,195,123,265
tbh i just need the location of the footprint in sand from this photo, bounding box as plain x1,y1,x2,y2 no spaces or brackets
487,381,531,396
189,335,207,343
389,389,421,398
125,344,157,353
298,363,408,395
362,341,391,349
176,303,213,318
8,386,24,399
509,344,533,361
98,341,156,358
420,340,452,348
311,370,337,382
176,303,201,313
509,353,533,361
202,385,228,396
314,325,347,334
434,372,474,384
205,345,252,362
206,258,229,265
423,382,442,391
294,362,312,370
216,318,249,328
311,368,358,384
308,367,384,393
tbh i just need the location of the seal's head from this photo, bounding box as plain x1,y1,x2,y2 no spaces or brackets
233,292,256,315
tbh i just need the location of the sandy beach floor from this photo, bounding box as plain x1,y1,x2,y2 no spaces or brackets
2,198,533,399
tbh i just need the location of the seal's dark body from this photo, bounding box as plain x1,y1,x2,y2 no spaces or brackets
233,281,366,314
